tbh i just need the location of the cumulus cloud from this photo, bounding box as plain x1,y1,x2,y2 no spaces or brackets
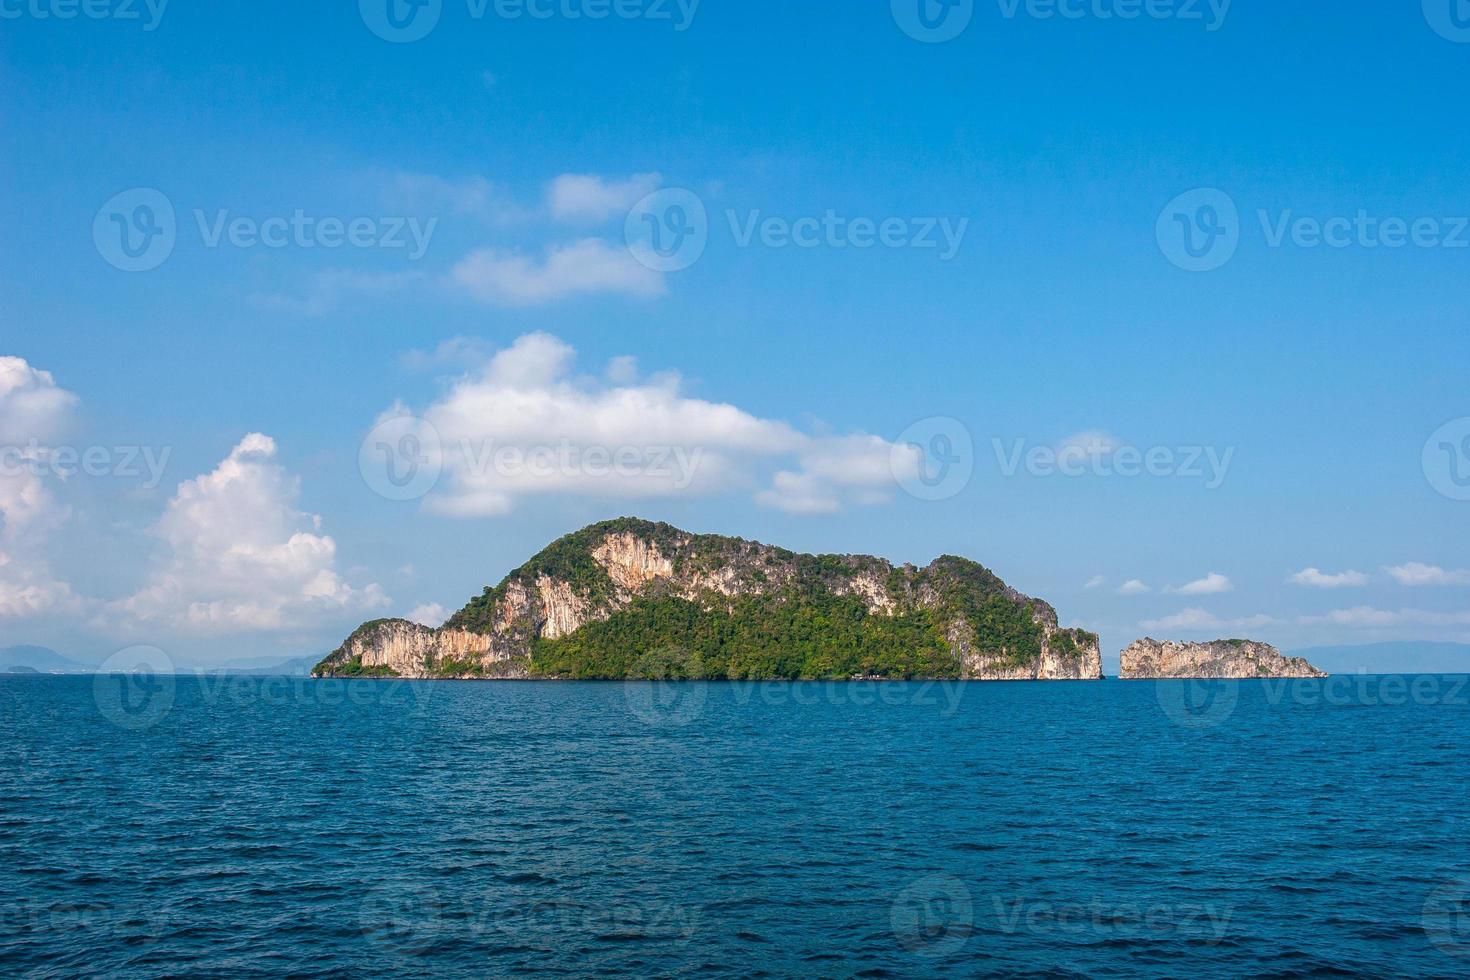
449,239,664,306
1141,608,1275,633
1117,579,1150,596
1168,572,1233,596
110,434,385,632
407,602,449,627
1289,567,1369,588
0,357,80,618
548,172,661,222
1084,575,1105,590
0,356,78,446
1383,563,1470,587
392,332,908,517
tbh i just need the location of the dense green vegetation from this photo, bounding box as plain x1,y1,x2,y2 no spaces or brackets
318,519,1095,680
530,593,963,680
327,654,400,678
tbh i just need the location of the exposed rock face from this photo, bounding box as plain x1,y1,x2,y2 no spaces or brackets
326,620,530,679
1120,638,1327,679
314,518,1103,681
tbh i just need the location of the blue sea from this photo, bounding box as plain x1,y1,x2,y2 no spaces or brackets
4,673,1470,977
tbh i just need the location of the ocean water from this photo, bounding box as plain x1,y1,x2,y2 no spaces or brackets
3,673,1470,978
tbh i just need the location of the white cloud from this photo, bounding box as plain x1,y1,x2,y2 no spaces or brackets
0,356,78,446
1117,579,1150,595
1141,607,1275,633
1300,606,1470,629
1084,575,1105,590
407,602,449,627
400,336,494,372
0,357,80,619
1168,572,1233,596
449,239,664,306
548,172,661,222
1383,562,1470,587
396,333,907,517
1289,567,1369,588
111,434,385,632
1055,430,1121,465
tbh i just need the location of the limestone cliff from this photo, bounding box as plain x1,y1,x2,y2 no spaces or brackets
1119,638,1327,679
313,518,1103,681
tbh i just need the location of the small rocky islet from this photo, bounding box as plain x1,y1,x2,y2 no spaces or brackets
312,518,1325,681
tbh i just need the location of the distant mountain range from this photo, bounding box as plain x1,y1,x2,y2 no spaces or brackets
0,646,95,673
0,646,317,676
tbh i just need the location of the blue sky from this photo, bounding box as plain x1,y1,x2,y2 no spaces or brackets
2,0,1468,669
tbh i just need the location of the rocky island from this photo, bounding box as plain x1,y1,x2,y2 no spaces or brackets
1120,638,1327,679
313,518,1102,681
